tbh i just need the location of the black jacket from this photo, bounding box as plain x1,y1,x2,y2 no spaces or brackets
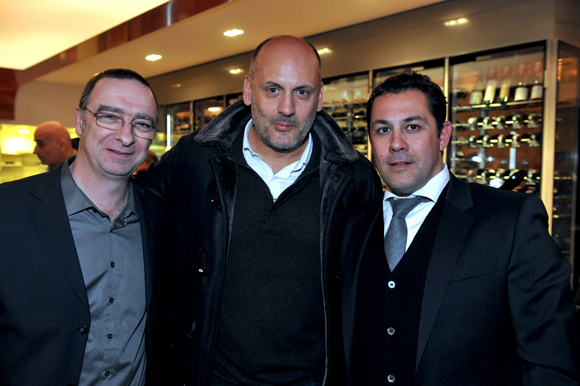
144,100,381,385
0,159,169,386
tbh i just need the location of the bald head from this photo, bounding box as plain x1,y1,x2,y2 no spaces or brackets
34,121,74,169
249,36,322,83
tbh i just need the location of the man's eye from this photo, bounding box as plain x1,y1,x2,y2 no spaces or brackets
133,121,153,130
267,88,278,94
376,126,391,133
406,124,420,130
296,90,309,97
98,114,121,123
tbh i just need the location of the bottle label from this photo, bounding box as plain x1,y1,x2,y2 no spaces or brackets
470,90,483,105
530,84,543,100
514,86,529,102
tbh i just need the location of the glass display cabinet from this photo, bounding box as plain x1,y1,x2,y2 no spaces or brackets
322,72,370,158
194,96,225,132
447,43,545,194
164,101,192,149
554,42,580,284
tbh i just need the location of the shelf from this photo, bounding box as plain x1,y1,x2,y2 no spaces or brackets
453,99,542,112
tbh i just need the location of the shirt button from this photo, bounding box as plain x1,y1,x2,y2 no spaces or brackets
104,371,110,377
110,262,115,268
388,281,396,289
107,334,113,339
388,374,395,383
387,327,395,335
109,298,114,304
78,326,88,334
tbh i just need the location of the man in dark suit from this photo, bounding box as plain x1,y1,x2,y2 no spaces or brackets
0,69,167,386
342,72,580,385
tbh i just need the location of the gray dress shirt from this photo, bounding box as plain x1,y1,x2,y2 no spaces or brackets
61,163,147,386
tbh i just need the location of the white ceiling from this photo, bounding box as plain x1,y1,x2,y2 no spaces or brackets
4,0,445,86
1,0,171,70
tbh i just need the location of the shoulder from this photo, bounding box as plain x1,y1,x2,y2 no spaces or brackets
0,172,54,201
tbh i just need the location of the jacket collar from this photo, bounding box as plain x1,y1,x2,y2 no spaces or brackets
194,100,360,165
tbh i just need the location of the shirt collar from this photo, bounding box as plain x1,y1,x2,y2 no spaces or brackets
60,159,138,220
242,118,312,177
383,162,450,203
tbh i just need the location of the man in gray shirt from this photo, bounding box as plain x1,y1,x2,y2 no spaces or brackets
0,68,167,386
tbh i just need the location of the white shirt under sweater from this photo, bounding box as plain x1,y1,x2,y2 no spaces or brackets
242,118,313,201
383,163,450,252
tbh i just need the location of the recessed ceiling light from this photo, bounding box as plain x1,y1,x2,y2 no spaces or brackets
229,69,243,74
317,48,332,55
171,83,182,88
445,18,468,26
146,54,162,61
224,29,244,37
18,129,30,134
208,107,222,112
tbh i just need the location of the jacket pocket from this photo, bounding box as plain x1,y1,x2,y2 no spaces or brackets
449,260,497,282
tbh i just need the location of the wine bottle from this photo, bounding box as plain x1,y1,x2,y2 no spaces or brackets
513,63,529,102
498,65,512,103
483,68,498,104
530,61,544,100
470,75,484,105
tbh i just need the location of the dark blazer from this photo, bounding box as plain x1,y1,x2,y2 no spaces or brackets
0,160,168,386
342,174,580,385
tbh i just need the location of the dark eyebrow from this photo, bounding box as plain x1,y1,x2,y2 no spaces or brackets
402,115,427,124
371,119,392,128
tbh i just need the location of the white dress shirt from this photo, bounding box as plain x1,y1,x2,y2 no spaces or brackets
383,163,450,251
242,119,313,201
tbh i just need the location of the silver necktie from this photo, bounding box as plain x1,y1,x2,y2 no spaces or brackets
384,196,428,271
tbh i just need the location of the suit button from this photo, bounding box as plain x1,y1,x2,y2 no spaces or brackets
388,374,395,383
211,199,222,211
198,268,207,277
388,281,395,289
387,327,395,335
78,326,88,334
107,334,113,339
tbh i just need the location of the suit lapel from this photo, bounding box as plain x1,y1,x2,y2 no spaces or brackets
416,175,474,371
133,185,154,308
28,168,89,311
342,195,383,368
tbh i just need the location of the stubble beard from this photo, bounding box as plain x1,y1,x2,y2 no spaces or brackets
250,95,316,151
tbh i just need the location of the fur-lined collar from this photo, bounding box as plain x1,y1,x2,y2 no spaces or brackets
195,100,360,165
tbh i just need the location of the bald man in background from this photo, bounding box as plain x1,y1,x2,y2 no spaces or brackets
34,121,74,171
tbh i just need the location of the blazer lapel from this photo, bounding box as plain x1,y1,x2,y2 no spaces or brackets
342,196,383,368
28,169,89,311
133,185,155,308
416,175,474,371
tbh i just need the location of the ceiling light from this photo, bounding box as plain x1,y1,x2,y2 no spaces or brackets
229,69,243,74
445,18,468,26
317,48,332,55
171,83,182,88
18,129,30,134
208,107,222,112
146,54,162,61
224,29,244,37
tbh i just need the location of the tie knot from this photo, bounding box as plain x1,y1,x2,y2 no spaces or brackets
389,196,428,218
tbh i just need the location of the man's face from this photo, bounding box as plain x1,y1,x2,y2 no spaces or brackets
370,90,451,197
74,78,156,180
243,38,323,153
33,130,61,166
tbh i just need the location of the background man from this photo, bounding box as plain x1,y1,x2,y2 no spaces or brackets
341,72,580,385
33,120,74,171
146,35,380,386
0,69,167,386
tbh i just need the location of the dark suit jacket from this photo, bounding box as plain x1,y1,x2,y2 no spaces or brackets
342,174,580,385
0,160,168,386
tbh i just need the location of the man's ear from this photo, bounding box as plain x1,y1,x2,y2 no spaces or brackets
75,106,84,137
439,121,452,151
316,82,324,112
243,76,252,106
